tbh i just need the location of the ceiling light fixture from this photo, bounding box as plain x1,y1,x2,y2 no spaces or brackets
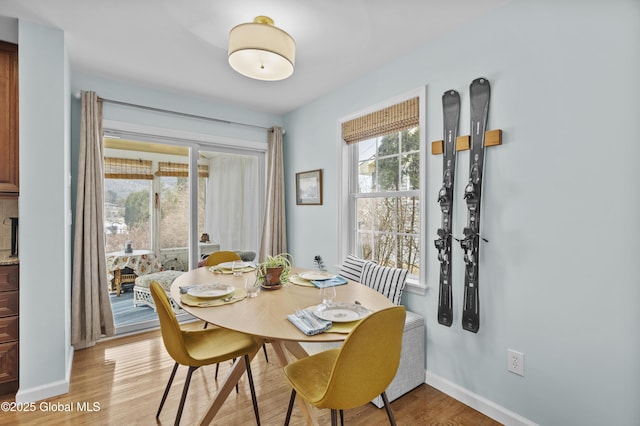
228,16,296,81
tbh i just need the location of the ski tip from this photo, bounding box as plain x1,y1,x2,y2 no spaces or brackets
442,89,460,104
471,77,490,87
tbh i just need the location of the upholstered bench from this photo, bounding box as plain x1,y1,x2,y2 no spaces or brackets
133,270,184,313
337,254,426,407
371,309,424,407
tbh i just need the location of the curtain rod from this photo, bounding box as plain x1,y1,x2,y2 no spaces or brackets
76,92,272,132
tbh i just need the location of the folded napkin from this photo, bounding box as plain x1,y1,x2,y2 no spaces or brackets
287,309,332,335
311,276,348,288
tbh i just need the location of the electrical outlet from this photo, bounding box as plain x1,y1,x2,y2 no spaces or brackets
507,349,525,376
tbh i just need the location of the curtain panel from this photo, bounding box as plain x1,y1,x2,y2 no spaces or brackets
206,155,259,252
259,126,287,261
71,91,115,349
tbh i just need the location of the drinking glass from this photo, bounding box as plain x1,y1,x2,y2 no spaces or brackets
245,277,259,298
232,261,243,276
320,285,336,306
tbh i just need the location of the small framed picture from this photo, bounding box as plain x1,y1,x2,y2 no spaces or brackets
296,169,323,205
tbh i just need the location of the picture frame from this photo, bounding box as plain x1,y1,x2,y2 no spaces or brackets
296,169,323,205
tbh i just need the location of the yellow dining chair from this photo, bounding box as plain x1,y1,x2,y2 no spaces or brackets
283,306,406,426
150,281,262,426
201,251,240,333
201,250,269,375
204,250,242,267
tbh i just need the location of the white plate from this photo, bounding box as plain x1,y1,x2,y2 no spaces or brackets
187,284,235,299
299,271,336,281
313,303,371,323
217,261,252,269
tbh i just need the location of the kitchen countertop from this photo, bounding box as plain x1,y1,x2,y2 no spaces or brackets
0,250,19,265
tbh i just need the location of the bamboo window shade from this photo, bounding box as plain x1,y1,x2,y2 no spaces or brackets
156,162,209,178
104,157,154,180
342,97,419,144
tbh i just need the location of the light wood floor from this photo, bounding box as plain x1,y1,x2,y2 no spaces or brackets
0,321,501,425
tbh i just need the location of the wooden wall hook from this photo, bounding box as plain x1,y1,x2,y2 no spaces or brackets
431,129,502,155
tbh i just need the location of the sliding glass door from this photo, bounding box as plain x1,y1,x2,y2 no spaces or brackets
102,133,264,334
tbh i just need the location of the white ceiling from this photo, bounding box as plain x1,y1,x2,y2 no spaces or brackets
0,0,509,114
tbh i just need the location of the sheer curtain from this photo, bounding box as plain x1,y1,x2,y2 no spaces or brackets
71,91,115,349
259,126,287,261
206,154,260,252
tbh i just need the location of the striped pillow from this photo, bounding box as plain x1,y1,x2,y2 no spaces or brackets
360,262,408,305
337,255,370,282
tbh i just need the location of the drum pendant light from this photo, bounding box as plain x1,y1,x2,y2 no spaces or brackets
228,16,296,81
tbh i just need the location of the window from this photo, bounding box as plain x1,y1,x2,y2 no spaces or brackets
156,162,208,251
340,94,424,285
102,142,208,261
104,157,154,252
354,129,420,273
103,136,263,269
101,127,266,335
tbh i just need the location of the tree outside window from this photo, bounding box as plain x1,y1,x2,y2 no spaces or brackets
104,179,151,252
159,176,206,250
354,127,420,275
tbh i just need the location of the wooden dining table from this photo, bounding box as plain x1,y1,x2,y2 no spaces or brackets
170,266,395,425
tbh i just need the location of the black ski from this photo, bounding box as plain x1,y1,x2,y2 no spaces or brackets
460,77,490,333
435,89,460,327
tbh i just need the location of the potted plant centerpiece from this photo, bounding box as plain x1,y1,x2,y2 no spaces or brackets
256,253,293,289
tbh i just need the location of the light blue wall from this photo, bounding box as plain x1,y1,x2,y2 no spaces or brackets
17,20,71,401
283,1,640,425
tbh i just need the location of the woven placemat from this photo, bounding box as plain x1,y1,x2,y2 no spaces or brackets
208,266,256,275
181,288,247,307
289,274,315,287
327,321,361,334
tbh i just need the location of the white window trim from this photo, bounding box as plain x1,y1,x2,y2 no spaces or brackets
336,87,427,295
103,120,269,152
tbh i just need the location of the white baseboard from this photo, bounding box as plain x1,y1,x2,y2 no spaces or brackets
425,370,538,426
15,348,73,403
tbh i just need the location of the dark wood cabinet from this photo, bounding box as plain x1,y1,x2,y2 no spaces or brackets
0,264,18,395
0,41,18,194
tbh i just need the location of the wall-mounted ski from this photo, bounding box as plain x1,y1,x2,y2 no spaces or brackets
460,77,490,333
435,89,460,327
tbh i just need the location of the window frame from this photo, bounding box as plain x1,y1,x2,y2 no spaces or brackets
337,88,427,294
